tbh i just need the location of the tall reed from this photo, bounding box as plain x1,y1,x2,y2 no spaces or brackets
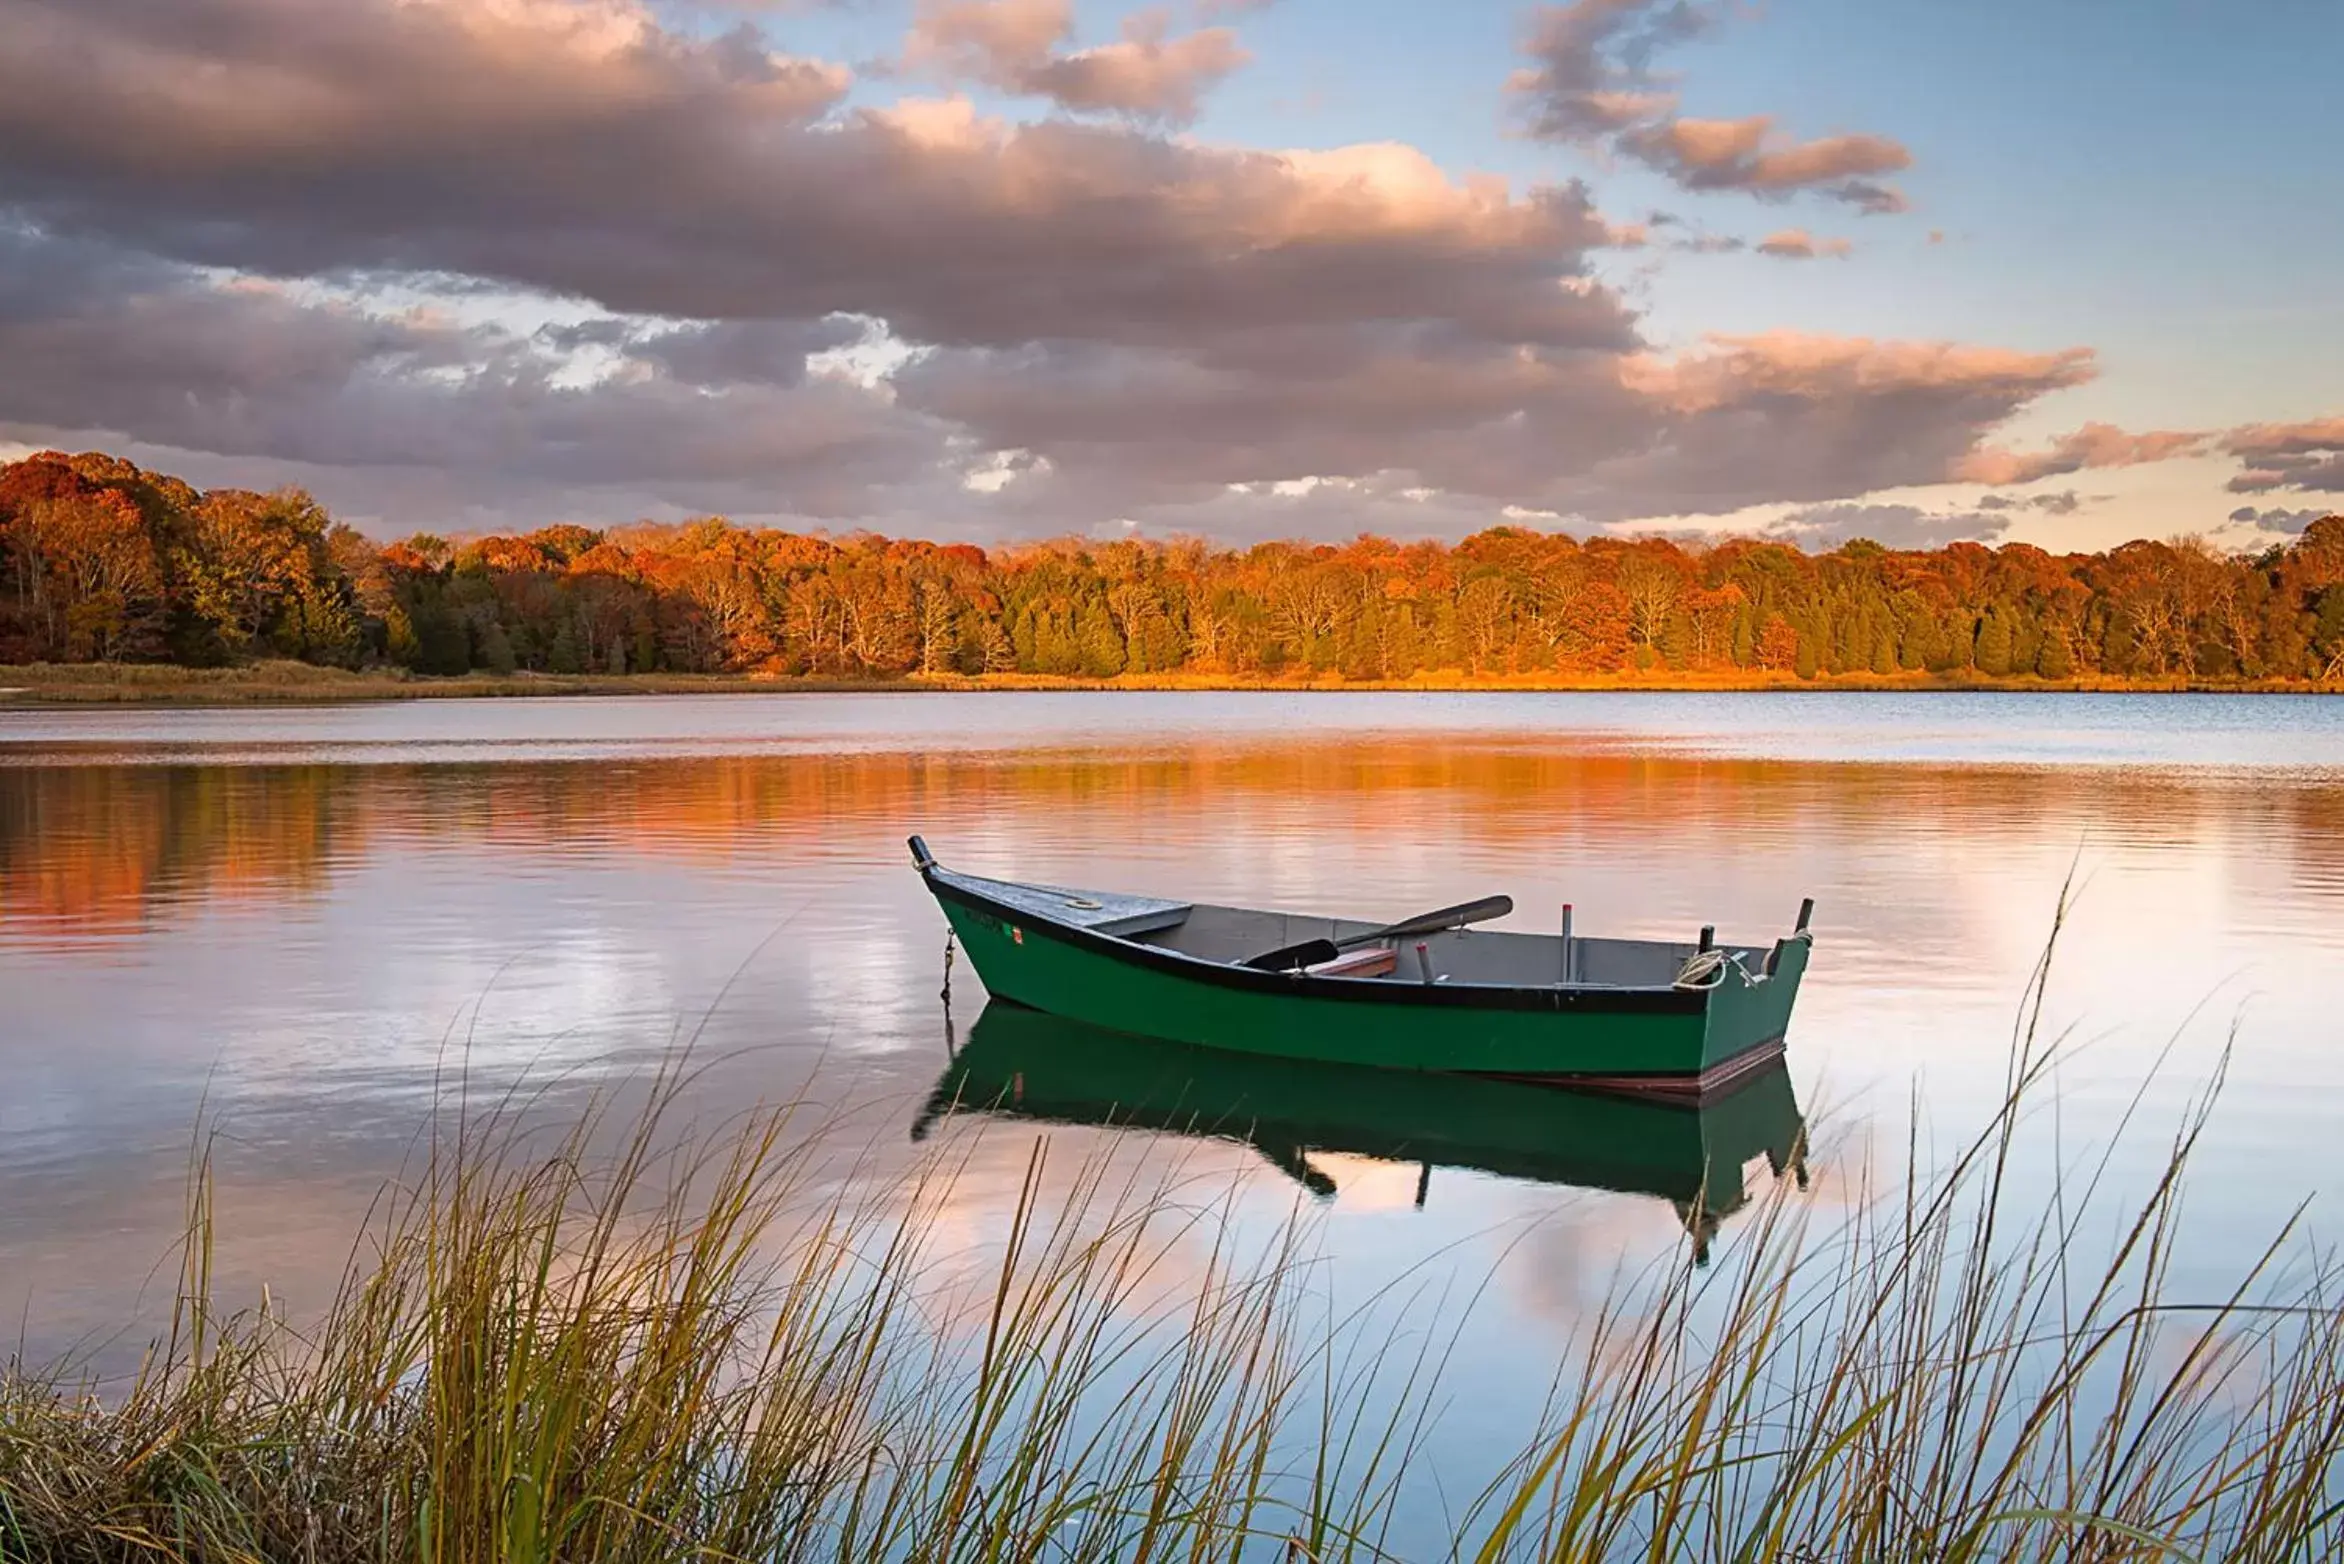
5,950,2341,1561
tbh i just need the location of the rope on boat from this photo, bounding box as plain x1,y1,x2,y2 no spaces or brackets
1672,947,1761,990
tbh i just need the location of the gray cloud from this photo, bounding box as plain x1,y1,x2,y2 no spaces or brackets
0,226,948,516
2229,505,2333,536
1591,335,2095,520
1512,0,1912,211
629,318,871,388
0,217,2110,536
1977,489,2084,514
1955,421,2207,486
1617,119,1912,211
1766,502,2010,551
0,0,2153,539
904,0,1250,124
898,329,2104,524
2223,418,2344,493
0,0,1617,358
1510,0,1710,142
0,211,2118,534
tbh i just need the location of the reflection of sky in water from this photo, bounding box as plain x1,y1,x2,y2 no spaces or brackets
1,693,2341,1407
7,689,2344,769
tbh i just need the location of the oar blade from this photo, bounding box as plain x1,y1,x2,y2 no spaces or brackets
1241,938,1341,973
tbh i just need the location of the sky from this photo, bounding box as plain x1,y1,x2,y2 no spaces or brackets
0,0,2338,552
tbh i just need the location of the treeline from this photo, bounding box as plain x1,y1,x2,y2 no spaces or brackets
5,449,2342,683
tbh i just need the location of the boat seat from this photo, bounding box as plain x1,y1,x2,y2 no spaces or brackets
941,871,1192,938
1305,946,1399,979
1095,905,1193,938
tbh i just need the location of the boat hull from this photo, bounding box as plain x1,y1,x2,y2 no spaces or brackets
926,869,1807,1093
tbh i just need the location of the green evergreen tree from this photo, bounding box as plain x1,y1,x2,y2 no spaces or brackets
2100,613,2143,676
1659,613,1692,668
2312,586,2344,674
1922,616,1963,673
1974,607,2015,677
1897,615,1927,669
477,620,518,675
1010,604,1039,670
1076,602,1126,678
2011,615,2044,676
407,592,470,675
384,605,422,669
547,619,583,675
1830,611,1861,675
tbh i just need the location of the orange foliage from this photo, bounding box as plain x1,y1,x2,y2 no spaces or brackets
4,450,2343,685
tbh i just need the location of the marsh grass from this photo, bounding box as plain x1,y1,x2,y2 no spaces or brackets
5,934,2343,1562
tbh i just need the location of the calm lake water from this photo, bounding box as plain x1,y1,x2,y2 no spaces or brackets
6,690,2344,1486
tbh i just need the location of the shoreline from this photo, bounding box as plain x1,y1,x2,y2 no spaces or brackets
1,662,2340,705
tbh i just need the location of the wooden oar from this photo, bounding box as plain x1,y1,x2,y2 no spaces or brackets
1241,894,1514,973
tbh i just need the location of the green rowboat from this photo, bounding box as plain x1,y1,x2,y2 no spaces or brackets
911,836,1814,1098
918,1002,1809,1260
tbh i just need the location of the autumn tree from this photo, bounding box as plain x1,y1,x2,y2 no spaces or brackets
9,450,2344,691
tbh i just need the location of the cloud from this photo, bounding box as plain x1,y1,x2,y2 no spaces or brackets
1617,118,1911,210
2228,505,2333,536
1511,0,1911,210
0,0,1619,359
1509,0,1710,142
905,0,1248,123
882,328,2109,528
1585,333,2096,518
1765,502,2010,551
0,215,2110,539
1976,489,2084,514
1643,210,1745,252
0,0,2148,538
0,227,948,517
619,318,871,388
1954,421,2208,486
2221,417,2344,493
1754,228,1850,260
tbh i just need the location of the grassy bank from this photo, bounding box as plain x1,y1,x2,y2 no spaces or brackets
4,658,2337,704
7,1005,2343,1562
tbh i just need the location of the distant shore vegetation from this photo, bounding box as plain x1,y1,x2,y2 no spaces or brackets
6,449,2342,691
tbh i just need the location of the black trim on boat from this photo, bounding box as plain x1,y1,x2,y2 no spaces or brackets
922,865,1709,1019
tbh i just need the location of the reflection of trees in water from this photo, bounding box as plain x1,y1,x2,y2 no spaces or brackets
0,763,346,929
4,745,2341,940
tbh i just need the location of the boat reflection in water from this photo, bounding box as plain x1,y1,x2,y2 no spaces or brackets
915,1002,1809,1264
